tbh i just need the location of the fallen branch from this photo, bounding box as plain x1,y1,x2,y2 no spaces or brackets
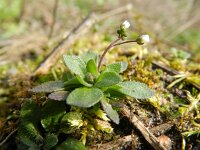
150,122,174,135
152,61,179,75
34,4,132,75
121,106,168,150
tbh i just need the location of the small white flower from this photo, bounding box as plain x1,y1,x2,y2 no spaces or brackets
140,34,150,43
122,20,130,29
136,34,150,45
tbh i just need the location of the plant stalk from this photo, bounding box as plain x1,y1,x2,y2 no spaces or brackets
113,40,137,46
98,39,138,72
98,38,121,71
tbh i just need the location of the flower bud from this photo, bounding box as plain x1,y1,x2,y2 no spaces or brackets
136,34,150,45
117,20,130,39
122,20,130,29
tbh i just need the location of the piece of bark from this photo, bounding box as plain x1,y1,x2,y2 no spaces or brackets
34,4,132,75
121,106,168,150
150,122,174,135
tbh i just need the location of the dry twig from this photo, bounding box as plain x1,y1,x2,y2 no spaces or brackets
121,106,168,150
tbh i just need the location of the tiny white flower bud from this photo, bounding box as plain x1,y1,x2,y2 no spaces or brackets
141,34,150,43
136,34,150,45
122,20,130,29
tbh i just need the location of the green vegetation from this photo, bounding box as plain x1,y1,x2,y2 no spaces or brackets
17,22,155,149
0,1,199,149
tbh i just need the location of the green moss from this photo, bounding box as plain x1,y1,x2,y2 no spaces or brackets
125,59,162,89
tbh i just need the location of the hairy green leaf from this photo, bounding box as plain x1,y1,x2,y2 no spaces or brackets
41,100,66,132
18,122,44,149
67,87,103,108
101,98,119,124
86,59,98,76
20,100,41,122
81,51,99,64
18,100,43,149
105,62,128,73
112,81,154,99
63,55,86,77
95,72,122,88
105,88,126,99
120,62,128,72
48,91,69,101
62,71,74,82
56,138,86,150
64,76,92,87
44,134,58,150
30,81,64,93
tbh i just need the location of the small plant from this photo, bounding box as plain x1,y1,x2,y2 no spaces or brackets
18,21,154,149
31,20,153,124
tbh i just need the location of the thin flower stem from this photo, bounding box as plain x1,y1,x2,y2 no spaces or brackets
98,38,121,71
98,39,137,72
113,40,137,46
